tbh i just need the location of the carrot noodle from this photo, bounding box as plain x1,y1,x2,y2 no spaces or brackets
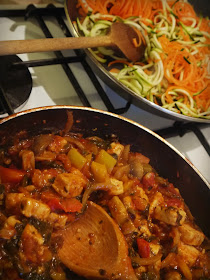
76,0,210,119
109,68,120,73
132,37,139,48
108,60,133,67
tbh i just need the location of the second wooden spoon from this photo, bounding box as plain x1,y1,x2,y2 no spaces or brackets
0,22,145,62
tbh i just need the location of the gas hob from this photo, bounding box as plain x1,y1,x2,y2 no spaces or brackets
0,4,209,182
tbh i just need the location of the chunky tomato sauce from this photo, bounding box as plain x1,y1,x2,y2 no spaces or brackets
0,112,209,280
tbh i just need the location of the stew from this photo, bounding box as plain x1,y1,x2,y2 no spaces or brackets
0,111,209,279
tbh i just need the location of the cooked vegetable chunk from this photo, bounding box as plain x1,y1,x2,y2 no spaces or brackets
154,206,186,226
95,149,117,173
52,170,87,198
20,149,35,172
21,198,51,220
179,223,204,246
5,193,25,212
20,224,52,266
0,166,26,183
0,216,20,239
91,161,108,182
68,148,87,170
178,242,200,267
47,213,68,229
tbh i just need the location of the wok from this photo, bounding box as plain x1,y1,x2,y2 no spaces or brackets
65,0,210,123
0,106,209,238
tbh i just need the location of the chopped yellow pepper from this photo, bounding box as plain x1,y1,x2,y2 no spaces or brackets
95,149,117,173
68,148,87,170
91,161,108,183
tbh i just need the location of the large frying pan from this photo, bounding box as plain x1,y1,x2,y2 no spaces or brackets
0,106,209,237
65,0,210,123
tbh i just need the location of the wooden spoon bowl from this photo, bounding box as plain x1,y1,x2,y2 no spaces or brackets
57,201,137,279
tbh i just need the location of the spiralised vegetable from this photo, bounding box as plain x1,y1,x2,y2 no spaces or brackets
74,0,210,119
0,111,209,279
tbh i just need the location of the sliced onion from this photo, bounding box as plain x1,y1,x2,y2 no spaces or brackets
132,253,162,266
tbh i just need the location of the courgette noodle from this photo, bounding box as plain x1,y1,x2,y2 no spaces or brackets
75,0,210,119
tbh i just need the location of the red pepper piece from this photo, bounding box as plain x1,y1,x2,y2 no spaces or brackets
60,198,83,213
137,238,150,258
0,166,26,184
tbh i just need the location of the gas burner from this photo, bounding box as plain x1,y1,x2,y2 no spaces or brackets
0,55,32,115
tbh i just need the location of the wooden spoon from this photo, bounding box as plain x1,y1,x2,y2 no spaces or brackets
0,22,145,62
57,201,137,279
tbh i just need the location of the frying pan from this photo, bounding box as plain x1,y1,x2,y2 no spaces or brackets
0,106,209,238
65,0,210,123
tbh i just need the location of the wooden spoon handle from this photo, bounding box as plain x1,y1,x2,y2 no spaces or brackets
0,36,113,56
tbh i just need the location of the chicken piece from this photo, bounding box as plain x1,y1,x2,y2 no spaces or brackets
150,243,161,256
132,196,148,212
32,168,58,189
48,135,68,154
52,169,87,198
178,242,200,267
20,224,52,267
149,192,164,216
21,198,50,220
131,186,149,211
24,224,44,245
179,223,204,246
135,186,149,202
109,178,124,195
107,142,124,157
20,150,35,172
0,216,20,239
47,213,68,229
5,193,25,213
153,206,186,226
134,216,151,237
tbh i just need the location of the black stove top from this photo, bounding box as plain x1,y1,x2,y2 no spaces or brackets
0,4,209,157
0,55,32,115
